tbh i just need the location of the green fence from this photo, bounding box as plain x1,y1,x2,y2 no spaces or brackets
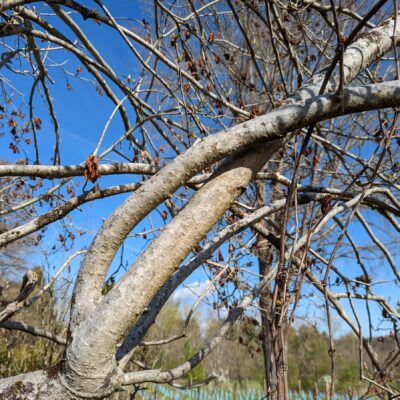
136,386,357,400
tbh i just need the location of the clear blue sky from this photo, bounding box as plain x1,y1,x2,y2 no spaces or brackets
0,1,398,339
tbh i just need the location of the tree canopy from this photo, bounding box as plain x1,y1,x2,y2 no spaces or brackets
0,1,400,399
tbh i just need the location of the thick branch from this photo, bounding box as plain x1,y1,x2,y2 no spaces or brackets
68,10,400,328
65,144,279,392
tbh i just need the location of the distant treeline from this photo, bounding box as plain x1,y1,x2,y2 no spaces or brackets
1,273,398,397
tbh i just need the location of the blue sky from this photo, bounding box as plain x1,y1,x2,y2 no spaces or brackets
0,1,399,339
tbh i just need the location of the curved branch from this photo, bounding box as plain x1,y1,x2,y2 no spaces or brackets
65,9,400,330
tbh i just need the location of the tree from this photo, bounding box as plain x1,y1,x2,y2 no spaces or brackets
0,1,400,399
0,267,64,379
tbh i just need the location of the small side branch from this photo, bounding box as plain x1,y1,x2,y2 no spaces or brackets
0,163,158,178
121,267,277,386
0,320,66,345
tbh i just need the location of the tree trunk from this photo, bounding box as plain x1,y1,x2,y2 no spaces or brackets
0,370,69,400
256,154,289,400
257,232,278,397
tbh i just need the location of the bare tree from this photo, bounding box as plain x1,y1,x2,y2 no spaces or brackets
0,1,400,399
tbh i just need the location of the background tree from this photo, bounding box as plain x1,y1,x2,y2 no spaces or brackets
0,266,64,379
